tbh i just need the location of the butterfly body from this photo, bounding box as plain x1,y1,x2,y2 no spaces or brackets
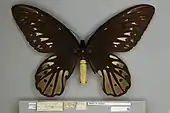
73,40,89,84
11,4,155,97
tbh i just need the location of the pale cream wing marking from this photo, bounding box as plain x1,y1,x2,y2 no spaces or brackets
103,70,114,95
114,72,130,91
63,70,69,87
36,69,51,79
109,72,123,95
43,72,57,96
53,70,63,95
37,73,53,92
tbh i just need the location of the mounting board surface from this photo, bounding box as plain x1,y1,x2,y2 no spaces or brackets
19,100,145,113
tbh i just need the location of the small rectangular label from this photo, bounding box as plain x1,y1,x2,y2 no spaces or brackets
28,102,36,110
76,102,87,110
37,101,63,111
64,101,76,109
111,106,130,112
88,101,131,106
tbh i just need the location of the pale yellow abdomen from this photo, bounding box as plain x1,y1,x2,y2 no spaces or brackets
80,60,87,84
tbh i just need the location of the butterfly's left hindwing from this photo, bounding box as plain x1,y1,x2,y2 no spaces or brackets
35,54,78,97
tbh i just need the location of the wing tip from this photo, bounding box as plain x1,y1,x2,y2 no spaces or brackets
12,4,24,10
136,4,155,14
11,4,36,13
11,4,26,14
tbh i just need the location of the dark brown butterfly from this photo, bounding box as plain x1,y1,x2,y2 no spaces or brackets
11,4,155,97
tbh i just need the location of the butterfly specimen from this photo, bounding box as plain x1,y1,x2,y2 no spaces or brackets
11,4,155,97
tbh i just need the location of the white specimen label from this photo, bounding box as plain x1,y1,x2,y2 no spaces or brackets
111,106,130,112
76,102,87,110
37,101,63,111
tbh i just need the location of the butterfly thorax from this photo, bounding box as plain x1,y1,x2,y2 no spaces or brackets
74,40,87,60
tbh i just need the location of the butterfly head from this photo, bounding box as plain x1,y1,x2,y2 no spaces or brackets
72,40,89,60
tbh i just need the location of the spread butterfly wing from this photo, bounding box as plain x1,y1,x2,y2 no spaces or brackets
11,4,79,53
89,53,131,97
86,4,155,96
35,53,78,97
11,4,80,97
95,54,130,96
86,4,155,53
